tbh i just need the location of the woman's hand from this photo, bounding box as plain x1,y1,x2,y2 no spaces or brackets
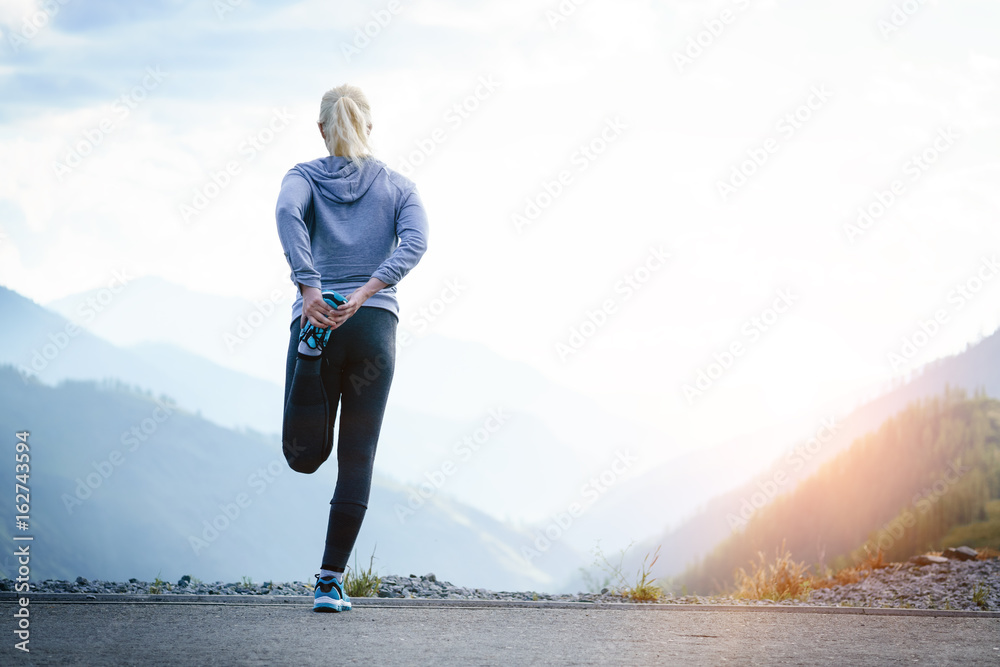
327,277,390,329
327,291,364,327
301,286,337,329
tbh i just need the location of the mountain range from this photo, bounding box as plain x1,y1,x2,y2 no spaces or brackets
0,366,582,590
6,279,1000,591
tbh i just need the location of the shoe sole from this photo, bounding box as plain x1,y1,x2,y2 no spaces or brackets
313,595,343,613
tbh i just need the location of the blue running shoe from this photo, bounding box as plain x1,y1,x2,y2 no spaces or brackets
299,291,347,354
313,574,352,613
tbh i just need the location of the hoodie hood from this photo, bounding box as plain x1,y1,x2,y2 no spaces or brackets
291,156,386,204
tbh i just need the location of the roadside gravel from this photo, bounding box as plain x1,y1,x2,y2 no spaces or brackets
4,557,996,611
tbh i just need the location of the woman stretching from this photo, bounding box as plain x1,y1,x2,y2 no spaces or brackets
276,84,428,612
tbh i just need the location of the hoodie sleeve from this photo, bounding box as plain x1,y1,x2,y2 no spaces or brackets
371,186,429,287
275,170,322,291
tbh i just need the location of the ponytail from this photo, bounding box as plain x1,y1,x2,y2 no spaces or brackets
318,84,373,161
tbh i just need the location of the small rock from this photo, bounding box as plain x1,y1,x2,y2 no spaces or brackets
177,575,192,587
76,576,89,585
942,546,978,561
909,555,948,566
601,588,609,595
129,578,138,584
425,573,437,583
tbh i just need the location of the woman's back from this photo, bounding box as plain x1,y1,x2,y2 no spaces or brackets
276,154,427,322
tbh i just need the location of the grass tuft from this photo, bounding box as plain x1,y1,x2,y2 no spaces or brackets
972,582,991,610
589,541,664,602
149,572,167,595
733,541,812,601
622,546,663,602
344,547,382,598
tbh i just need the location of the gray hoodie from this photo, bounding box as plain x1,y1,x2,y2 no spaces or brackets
276,155,429,323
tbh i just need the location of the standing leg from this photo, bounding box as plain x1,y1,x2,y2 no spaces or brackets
320,307,397,573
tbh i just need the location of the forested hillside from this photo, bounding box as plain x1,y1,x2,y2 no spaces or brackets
683,388,1000,593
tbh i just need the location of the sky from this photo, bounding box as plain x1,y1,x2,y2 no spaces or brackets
1,0,999,462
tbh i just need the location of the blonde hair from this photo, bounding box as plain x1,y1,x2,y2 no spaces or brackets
318,84,373,161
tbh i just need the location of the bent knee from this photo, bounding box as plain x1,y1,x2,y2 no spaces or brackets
284,447,324,474
287,458,322,474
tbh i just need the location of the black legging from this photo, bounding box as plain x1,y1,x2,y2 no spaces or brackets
282,306,397,572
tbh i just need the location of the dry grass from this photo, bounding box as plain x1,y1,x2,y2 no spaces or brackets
976,547,1000,560
733,542,1000,600
733,544,904,599
861,546,891,570
810,547,891,591
810,566,861,590
733,541,813,601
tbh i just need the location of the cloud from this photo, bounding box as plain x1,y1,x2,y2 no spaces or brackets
3,0,1000,449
